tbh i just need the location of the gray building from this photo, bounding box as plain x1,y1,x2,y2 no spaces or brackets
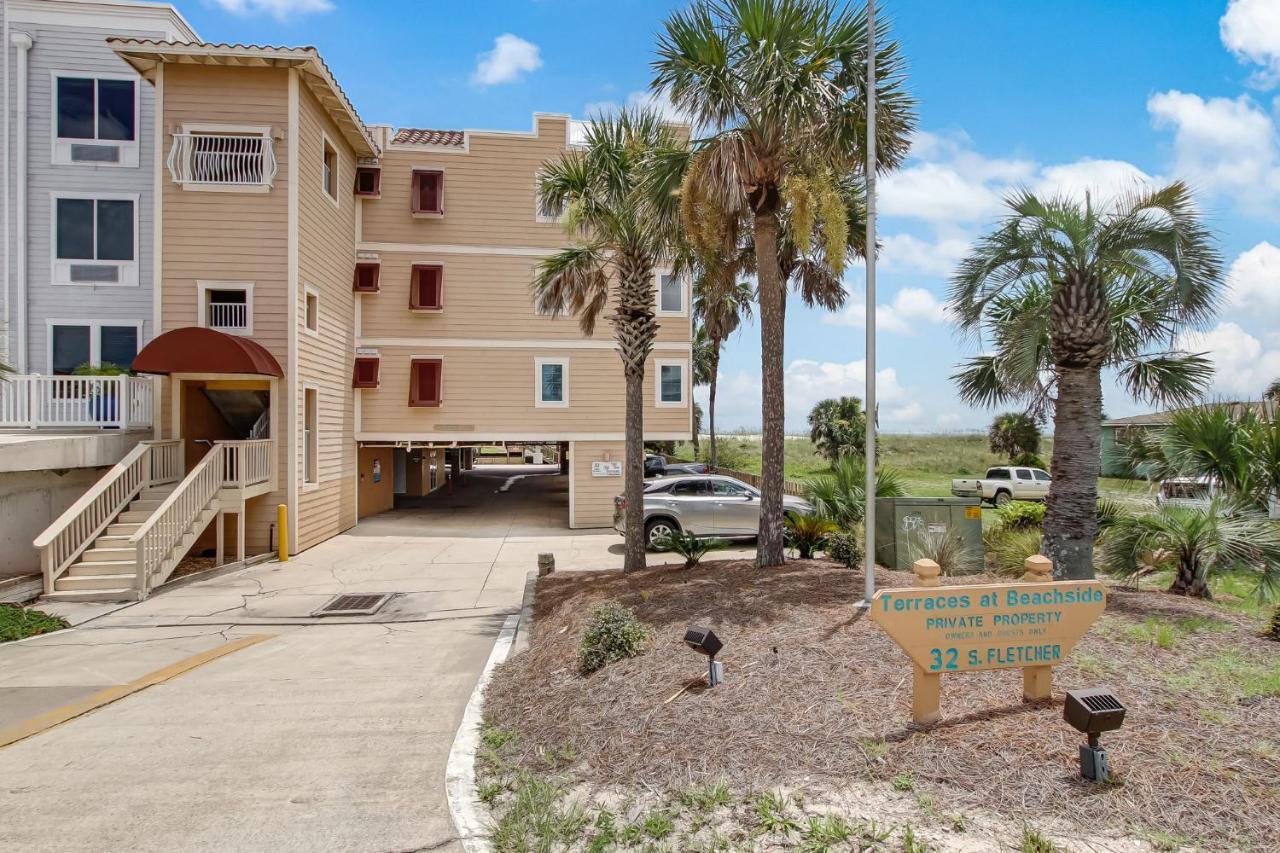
2,0,196,375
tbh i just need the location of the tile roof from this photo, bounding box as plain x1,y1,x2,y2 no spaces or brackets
392,128,466,148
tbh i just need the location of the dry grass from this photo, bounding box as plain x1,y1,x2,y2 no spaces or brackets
484,559,1280,849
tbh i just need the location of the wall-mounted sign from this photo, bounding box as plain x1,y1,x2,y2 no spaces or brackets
869,557,1106,726
372,458,382,484
591,461,622,477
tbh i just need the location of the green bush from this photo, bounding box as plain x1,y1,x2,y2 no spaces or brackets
994,500,1047,531
699,438,752,471
784,514,838,559
909,529,981,576
654,529,724,569
825,529,864,567
578,603,647,674
1011,451,1048,469
0,604,69,643
989,528,1044,577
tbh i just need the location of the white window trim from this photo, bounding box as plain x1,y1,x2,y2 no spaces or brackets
534,356,570,408
197,280,255,335
302,384,320,490
50,70,141,168
49,191,141,286
321,132,340,208
655,357,688,408
654,267,687,317
534,169,565,224
46,318,145,373
174,122,275,194
303,286,320,337
410,164,446,219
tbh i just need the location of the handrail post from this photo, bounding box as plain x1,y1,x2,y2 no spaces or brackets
116,375,127,430
27,376,38,430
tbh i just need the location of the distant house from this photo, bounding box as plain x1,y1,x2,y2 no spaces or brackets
1101,402,1275,478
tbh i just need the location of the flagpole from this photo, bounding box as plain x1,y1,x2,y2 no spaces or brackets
861,0,878,609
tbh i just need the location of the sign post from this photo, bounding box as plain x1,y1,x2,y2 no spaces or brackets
870,556,1106,727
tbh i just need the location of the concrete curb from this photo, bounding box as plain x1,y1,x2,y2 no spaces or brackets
511,569,537,657
446,613,519,852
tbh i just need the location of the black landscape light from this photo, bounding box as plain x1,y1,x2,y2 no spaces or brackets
684,626,724,687
1063,687,1126,782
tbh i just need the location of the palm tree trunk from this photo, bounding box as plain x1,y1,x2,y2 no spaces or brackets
754,210,786,568
1042,364,1103,580
709,343,721,468
613,253,657,574
1169,556,1212,598
622,368,647,573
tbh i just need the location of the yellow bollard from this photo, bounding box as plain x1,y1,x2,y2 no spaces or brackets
277,503,289,562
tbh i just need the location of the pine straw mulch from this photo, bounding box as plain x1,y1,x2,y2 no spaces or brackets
484,559,1280,850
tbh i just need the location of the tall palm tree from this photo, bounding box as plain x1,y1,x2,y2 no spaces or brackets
654,0,915,566
533,110,686,573
950,183,1224,580
692,276,754,467
1265,378,1280,403
690,322,714,450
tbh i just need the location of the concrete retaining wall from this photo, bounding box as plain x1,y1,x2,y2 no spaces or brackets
0,466,110,579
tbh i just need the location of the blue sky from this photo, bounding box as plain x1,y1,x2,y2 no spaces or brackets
187,0,1280,432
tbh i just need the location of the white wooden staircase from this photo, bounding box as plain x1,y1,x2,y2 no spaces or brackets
35,439,275,603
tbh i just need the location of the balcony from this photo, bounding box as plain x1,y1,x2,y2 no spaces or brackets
167,132,277,190
207,300,249,333
0,374,154,430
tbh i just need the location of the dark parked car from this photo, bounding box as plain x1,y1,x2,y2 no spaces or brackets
644,453,709,478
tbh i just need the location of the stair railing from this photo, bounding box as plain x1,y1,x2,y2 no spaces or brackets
218,439,274,490
33,439,181,595
130,444,225,595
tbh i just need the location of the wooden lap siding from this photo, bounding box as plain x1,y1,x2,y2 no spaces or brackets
296,83,358,550
570,440,626,528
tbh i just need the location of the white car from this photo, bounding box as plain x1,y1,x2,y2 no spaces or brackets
614,474,814,549
951,466,1051,506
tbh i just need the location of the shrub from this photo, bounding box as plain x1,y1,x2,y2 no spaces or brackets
784,514,838,559
578,603,647,674
825,529,864,568
699,437,752,471
805,455,907,528
0,605,69,643
909,529,980,576
1011,451,1048,469
654,529,724,569
989,528,1044,577
994,500,1046,531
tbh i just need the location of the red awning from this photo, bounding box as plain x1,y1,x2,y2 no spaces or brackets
132,327,283,377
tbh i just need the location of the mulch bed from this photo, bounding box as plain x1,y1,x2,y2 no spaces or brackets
484,559,1280,849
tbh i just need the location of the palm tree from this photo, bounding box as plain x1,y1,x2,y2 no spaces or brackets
988,412,1041,460
1265,378,1280,403
534,110,686,573
805,454,907,530
654,0,916,566
1101,500,1280,600
807,396,867,462
950,183,1223,580
692,276,754,467
691,321,714,452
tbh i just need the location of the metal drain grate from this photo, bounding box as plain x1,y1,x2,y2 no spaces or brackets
313,593,393,617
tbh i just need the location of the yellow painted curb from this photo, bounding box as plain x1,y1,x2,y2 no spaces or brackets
0,633,273,749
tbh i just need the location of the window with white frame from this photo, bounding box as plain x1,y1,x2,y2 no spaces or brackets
321,136,338,202
53,73,138,166
305,288,319,334
656,271,685,315
655,358,686,407
53,194,138,285
534,170,565,223
49,321,141,375
303,387,318,485
168,124,277,190
535,357,569,408
198,282,253,334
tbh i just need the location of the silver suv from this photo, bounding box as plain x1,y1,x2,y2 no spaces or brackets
614,474,815,549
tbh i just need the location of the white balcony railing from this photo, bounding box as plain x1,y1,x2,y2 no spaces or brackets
207,301,248,332
167,132,277,188
0,374,154,430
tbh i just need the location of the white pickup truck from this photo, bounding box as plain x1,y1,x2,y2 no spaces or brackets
951,466,1052,506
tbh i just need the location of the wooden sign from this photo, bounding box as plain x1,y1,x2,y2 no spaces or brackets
869,556,1106,726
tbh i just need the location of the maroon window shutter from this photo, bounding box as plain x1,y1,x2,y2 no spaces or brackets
413,170,443,214
410,265,443,310
354,166,381,196
353,262,380,293
410,358,442,407
352,357,380,388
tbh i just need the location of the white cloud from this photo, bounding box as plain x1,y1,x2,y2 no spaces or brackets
879,233,971,277
1147,89,1280,212
1221,0,1280,87
583,88,693,125
825,286,952,335
1177,321,1280,398
934,412,964,429
1033,158,1155,204
1226,241,1280,312
209,0,332,19
471,34,542,87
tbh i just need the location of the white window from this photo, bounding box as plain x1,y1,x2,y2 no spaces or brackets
656,270,686,315
303,386,318,486
321,135,339,203
304,287,320,335
52,72,139,167
535,357,569,408
197,281,254,334
168,124,277,191
51,193,139,286
534,170,565,223
47,320,142,375
655,358,687,407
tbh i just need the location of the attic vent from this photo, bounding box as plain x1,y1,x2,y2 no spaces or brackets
313,593,392,616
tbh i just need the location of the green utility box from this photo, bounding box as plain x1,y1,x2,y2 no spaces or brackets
874,496,984,571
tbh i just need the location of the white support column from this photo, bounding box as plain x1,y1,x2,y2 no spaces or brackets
215,511,225,567
236,508,246,563
10,32,33,373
